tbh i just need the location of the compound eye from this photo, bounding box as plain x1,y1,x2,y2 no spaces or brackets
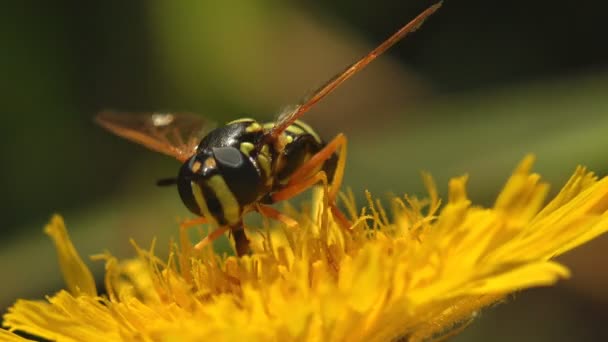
212,147,244,169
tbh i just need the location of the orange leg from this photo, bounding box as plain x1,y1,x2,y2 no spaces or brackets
272,171,328,202
179,216,230,252
178,216,208,281
257,204,299,230
180,217,246,255
194,225,230,251
331,205,351,230
272,134,351,229
179,216,209,248
180,216,208,234
272,170,351,230
271,172,330,230
287,133,347,203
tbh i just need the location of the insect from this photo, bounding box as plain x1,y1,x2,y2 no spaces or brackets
95,3,441,256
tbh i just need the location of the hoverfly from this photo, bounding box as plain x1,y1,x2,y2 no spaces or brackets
96,3,441,256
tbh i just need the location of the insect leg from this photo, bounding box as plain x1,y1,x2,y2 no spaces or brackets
286,133,347,203
179,216,209,249
193,225,230,251
178,216,209,281
331,204,351,231
279,134,351,229
272,171,330,230
230,226,250,256
272,171,329,202
272,171,351,230
256,204,299,230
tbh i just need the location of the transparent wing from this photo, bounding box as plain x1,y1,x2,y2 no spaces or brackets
269,2,442,139
95,111,216,162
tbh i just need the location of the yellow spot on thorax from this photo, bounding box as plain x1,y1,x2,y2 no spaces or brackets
240,142,255,156
245,122,262,133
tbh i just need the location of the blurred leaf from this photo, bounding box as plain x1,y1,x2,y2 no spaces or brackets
147,0,429,124
346,72,608,204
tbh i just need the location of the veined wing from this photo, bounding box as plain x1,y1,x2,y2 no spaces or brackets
269,2,442,139
95,111,216,162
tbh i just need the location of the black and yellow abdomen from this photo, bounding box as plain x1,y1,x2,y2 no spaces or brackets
177,118,337,227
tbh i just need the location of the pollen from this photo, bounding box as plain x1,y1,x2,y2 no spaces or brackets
3,155,608,341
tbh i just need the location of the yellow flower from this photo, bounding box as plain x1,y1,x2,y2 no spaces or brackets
3,155,608,341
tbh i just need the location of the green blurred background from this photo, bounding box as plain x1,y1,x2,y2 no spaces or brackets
1,0,607,340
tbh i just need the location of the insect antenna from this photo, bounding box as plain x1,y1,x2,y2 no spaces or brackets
156,177,178,187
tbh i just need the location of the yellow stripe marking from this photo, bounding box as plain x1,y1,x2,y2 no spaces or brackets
227,118,254,125
257,154,271,179
285,125,305,135
261,144,269,155
262,121,321,143
294,120,322,143
191,181,218,226
206,175,241,225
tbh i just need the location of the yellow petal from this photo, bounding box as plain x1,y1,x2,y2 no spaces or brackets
3,291,119,342
44,215,97,297
4,156,608,341
467,261,570,294
0,328,32,341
